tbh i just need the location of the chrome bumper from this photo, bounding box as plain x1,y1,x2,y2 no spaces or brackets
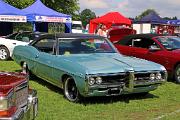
0,89,38,120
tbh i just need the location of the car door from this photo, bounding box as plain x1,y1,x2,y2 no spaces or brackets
32,37,57,84
145,38,170,69
131,37,169,67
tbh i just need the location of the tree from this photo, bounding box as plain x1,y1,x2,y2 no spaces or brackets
5,0,34,9
80,9,96,28
5,0,80,19
163,16,178,20
135,9,158,20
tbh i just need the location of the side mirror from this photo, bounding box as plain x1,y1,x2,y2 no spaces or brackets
149,45,161,52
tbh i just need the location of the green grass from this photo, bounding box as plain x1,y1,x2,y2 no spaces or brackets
0,61,180,120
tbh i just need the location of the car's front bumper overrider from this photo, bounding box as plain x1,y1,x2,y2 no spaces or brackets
0,89,38,120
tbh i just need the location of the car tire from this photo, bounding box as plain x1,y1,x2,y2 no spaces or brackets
64,77,81,102
174,64,180,84
0,46,10,60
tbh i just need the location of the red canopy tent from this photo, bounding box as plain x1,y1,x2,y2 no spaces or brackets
89,12,131,33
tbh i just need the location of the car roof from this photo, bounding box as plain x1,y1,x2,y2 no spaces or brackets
116,34,163,45
30,33,105,45
5,31,46,38
35,33,104,39
122,34,162,40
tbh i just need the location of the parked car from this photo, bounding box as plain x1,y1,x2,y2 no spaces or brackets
0,31,45,60
0,72,38,120
13,33,167,102
114,34,180,83
72,21,83,33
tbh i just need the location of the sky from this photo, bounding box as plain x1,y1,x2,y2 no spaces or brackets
79,0,180,18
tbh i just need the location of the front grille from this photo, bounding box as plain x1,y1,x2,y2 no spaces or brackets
100,73,129,86
15,81,28,107
134,73,151,81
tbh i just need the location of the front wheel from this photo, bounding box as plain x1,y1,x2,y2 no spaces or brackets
174,64,180,84
64,77,81,102
0,46,10,60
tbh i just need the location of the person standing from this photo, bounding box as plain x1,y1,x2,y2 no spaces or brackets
96,24,108,37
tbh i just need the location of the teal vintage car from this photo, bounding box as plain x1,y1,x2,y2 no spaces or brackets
12,33,167,102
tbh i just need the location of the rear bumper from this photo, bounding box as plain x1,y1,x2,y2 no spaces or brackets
0,89,38,120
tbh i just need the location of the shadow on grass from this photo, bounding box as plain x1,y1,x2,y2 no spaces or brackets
80,93,159,106
30,75,64,94
30,75,159,105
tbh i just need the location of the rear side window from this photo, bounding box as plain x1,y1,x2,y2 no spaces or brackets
33,38,56,54
118,38,133,46
119,37,159,49
132,38,158,49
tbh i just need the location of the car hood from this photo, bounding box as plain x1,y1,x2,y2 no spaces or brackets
61,53,164,75
171,49,180,54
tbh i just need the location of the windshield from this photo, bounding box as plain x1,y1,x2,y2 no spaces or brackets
72,24,82,30
58,38,117,55
157,36,180,50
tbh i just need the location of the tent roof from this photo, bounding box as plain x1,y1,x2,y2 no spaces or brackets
22,0,70,18
139,12,166,24
166,20,180,25
0,0,25,15
91,12,131,25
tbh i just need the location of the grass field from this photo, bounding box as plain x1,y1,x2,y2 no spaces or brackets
0,61,180,120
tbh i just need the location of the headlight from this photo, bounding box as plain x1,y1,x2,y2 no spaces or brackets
96,77,102,84
156,73,162,80
88,77,95,85
150,73,155,80
0,99,8,110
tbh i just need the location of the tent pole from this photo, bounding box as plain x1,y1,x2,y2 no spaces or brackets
32,22,36,32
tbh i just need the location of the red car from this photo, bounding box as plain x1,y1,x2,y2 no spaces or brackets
0,72,38,119
114,34,180,83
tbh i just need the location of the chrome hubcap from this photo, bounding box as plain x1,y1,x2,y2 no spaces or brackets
0,49,7,60
65,78,78,101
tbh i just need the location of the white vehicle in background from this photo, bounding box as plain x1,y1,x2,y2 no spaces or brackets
0,31,44,60
72,21,83,33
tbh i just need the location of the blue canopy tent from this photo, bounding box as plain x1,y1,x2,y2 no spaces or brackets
137,12,166,24
22,0,72,33
166,20,180,26
0,0,27,35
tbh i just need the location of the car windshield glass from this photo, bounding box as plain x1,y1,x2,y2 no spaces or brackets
157,36,180,50
72,24,82,30
5,33,18,39
58,38,116,55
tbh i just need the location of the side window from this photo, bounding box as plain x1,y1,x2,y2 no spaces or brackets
132,38,159,49
118,39,133,46
33,38,56,54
